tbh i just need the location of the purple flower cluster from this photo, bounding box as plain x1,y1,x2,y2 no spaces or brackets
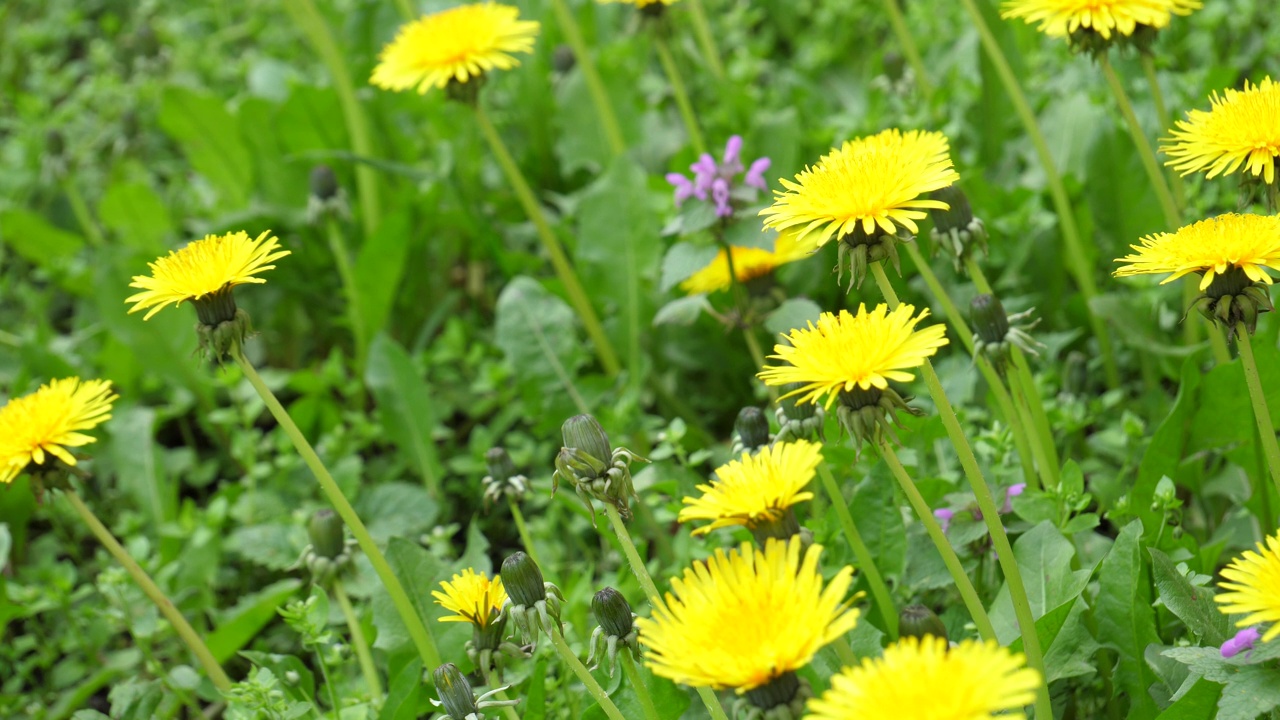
934,483,1026,532
1221,627,1260,659
666,136,771,218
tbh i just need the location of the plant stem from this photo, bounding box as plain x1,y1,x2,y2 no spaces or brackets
956,0,1119,390
550,629,627,720
816,464,899,640
1139,53,1185,210
313,642,342,716
653,35,707,156
283,0,382,238
333,581,383,699
682,0,724,80
1236,326,1280,498
62,489,232,692
720,237,776,401
877,0,932,97
508,496,542,568
61,179,104,247
876,444,996,641
473,104,622,377
871,263,1052,720
548,0,627,156
233,350,443,670
326,219,369,379
393,0,414,21
619,650,661,720
601,504,729,720
1099,56,1181,229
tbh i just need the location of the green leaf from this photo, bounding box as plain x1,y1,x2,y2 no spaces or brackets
372,538,444,652
1218,665,1280,720
378,656,425,720
365,334,443,496
1134,360,1200,538
1154,679,1223,720
225,523,307,571
523,658,548,720
353,211,413,351
659,242,719,292
157,86,253,207
1096,520,1160,719
848,472,907,582
653,295,711,326
207,579,303,663
494,276,589,419
356,482,440,545
1148,547,1229,645
764,298,822,336
239,651,316,704
1061,459,1084,496
0,208,85,272
989,521,1092,644
106,406,174,541
97,181,172,252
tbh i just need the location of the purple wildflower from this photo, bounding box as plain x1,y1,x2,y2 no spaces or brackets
1003,483,1027,513
1221,627,1261,659
721,135,744,175
934,508,954,532
663,136,771,216
744,157,771,191
711,178,732,217
666,173,696,207
690,153,718,198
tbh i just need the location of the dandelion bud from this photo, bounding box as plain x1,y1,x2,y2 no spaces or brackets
592,587,635,639
485,447,518,483
45,129,66,158
882,51,907,84
971,294,1010,346
552,44,575,74
433,664,481,720
969,293,1042,373
562,414,612,466
309,165,339,201
483,447,529,506
308,509,345,560
734,406,771,455
928,185,987,271
501,552,546,607
500,552,564,644
899,604,948,642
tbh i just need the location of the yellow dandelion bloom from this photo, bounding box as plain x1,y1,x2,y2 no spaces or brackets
1001,0,1200,40
1113,213,1280,290
759,129,959,252
806,635,1042,720
678,440,823,535
1216,531,1280,643
0,378,117,484
757,304,949,409
125,231,288,321
1163,77,1280,185
432,568,508,629
680,231,812,295
598,0,679,6
370,3,539,94
636,537,859,692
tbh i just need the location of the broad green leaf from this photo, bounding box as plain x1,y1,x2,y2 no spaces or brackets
356,482,440,544
106,405,173,537
239,651,316,704
553,55,643,174
765,298,822,336
848,471,907,583
1218,665,1280,720
1154,679,1223,720
1096,520,1160,719
207,579,303,663
379,656,425,720
653,295,711,326
1134,359,1200,538
365,334,443,496
0,208,85,276
353,211,412,356
1148,548,1229,645
659,242,719,292
157,86,253,207
97,181,171,252
523,658,548,720
225,523,307,571
494,276,589,420
371,537,444,652
989,521,1091,644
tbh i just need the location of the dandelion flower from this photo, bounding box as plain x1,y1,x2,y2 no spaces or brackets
758,304,948,409
1216,530,1280,643
678,440,823,536
1001,0,1200,40
0,378,117,484
806,635,1042,720
1163,77,1280,186
433,569,508,629
680,231,811,295
1113,213,1280,290
637,537,859,693
760,129,959,251
370,3,539,94
126,230,288,322
598,0,679,6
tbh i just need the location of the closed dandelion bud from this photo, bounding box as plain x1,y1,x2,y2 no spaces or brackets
554,414,646,523
310,165,339,201
929,185,987,271
434,664,480,720
502,552,545,607
306,165,350,224
969,293,1042,373
592,587,635,639
882,51,907,84
483,446,529,506
733,406,771,455
552,44,575,74
308,509,345,560
562,414,612,465
46,129,66,158
500,552,564,644
775,383,825,443
971,294,1011,346
899,604,948,642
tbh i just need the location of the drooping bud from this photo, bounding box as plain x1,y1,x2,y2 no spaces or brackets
308,509,345,559
969,293,1042,373
434,664,480,719
928,185,988,272
592,587,635,639
899,604,949,642
483,447,529,507
732,406,771,456
562,414,612,466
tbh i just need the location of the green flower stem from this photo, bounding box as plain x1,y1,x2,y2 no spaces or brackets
313,639,342,716
61,179,104,247
602,504,730,720
326,220,370,381
232,350,443,671
550,629,627,720
333,581,383,700
508,496,542,568
720,237,776,401
906,244,1041,487
878,0,933,97
283,0,382,239
1139,53,1185,210
1006,364,1056,491
62,489,232,692
653,35,707,156
474,104,622,377
620,650,661,720
876,444,997,642
1099,56,1181,229
393,0,414,21
956,0,1119,390
833,637,858,666
682,0,725,81
548,0,626,157
1236,325,1280,498
816,464,899,640
872,262,1052,720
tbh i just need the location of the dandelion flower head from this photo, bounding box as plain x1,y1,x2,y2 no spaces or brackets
370,3,539,94
806,635,1042,720
1113,213,1280,290
760,129,959,252
637,537,859,691
1001,0,1201,40
678,440,823,535
126,230,288,320
680,231,812,295
1216,530,1280,643
757,304,949,409
432,568,508,628
0,378,117,484
1163,77,1280,185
